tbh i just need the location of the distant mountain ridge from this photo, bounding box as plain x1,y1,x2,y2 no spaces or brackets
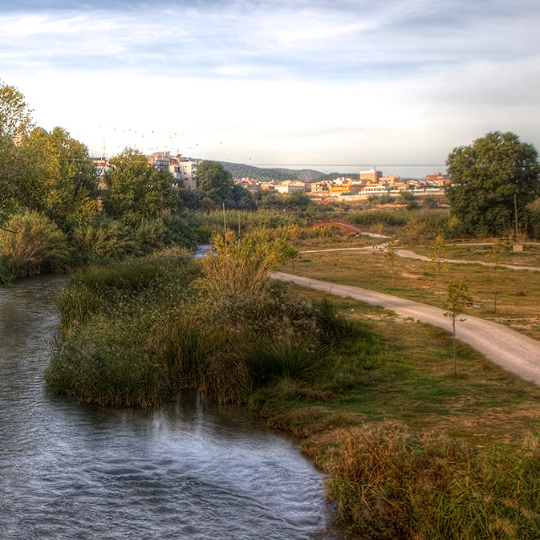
217,161,331,183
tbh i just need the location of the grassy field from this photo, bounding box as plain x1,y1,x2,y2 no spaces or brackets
281,235,540,340
254,283,540,538
257,285,540,447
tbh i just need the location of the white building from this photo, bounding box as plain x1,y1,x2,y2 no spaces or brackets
147,152,199,190
274,181,307,194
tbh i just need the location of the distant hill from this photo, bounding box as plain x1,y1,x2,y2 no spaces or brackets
218,161,330,183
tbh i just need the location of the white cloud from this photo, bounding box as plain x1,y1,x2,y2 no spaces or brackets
1,0,539,176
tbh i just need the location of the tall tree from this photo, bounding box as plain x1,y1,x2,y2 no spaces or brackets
102,148,178,221
0,82,33,140
17,127,99,227
445,132,540,237
196,161,234,206
0,83,33,205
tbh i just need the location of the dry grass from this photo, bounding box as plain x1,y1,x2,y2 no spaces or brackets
286,238,540,340
280,285,540,448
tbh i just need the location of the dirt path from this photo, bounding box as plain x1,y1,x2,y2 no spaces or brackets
273,272,540,387
300,246,540,272
395,249,540,272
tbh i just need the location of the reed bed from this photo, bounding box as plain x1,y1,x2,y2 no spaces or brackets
46,241,355,407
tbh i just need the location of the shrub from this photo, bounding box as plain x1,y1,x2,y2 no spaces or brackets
193,229,295,299
246,336,325,383
305,422,540,539
70,219,134,261
129,217,167,253
163,215,197,248
0,211,70,277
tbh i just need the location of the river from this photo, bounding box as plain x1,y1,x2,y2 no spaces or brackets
0,276,344,539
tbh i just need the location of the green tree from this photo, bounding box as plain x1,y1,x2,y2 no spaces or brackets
445,132,540,237
177,187,204,211
0,83,33,205
0,82,33,140
17,127,99,227
443,279,469,376
231,183,257,210
0,134,19,204
102,148,178,221
196,161,234,206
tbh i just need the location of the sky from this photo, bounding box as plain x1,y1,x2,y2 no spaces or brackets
1,0,539,177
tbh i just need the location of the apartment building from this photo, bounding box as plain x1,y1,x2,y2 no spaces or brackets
147,151,199,189
359,168,382,184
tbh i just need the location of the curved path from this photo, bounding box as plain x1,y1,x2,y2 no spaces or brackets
272,272,540,387
394,249,540,272
300,246,540,273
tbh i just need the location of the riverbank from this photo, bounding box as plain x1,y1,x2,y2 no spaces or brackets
0,275,333,539
45,246,540,538
252,284,540,538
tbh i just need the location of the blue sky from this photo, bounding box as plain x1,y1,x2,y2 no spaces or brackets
1,0,539,176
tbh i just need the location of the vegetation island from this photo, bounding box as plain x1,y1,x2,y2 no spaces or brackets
3,81,540,539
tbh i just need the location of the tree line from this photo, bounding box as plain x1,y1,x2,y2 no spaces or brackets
0,82,266,280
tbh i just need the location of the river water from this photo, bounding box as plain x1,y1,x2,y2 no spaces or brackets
0,276,344,539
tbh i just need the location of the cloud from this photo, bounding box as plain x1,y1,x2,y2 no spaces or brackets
1,0,539,175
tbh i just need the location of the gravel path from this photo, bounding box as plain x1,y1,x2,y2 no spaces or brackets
300,246,540,272
273,272,540,387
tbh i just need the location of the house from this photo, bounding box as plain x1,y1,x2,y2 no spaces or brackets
360,168,382,183
425,172,450,187
274,181,307,194
147,151,199,189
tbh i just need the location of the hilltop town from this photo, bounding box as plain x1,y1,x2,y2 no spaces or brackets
92,151,449,200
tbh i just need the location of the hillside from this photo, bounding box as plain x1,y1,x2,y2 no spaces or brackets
218,161,329,183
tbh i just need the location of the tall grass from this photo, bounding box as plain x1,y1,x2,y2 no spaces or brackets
70,216,196,264
193,229,295,299
56,250,199,331
46,311,170,407
0,210,70,281
46,250,353,407
70,219,135,262
305,422,540,539
347,208,452,239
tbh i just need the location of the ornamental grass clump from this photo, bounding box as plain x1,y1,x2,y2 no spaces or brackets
245,336,325,384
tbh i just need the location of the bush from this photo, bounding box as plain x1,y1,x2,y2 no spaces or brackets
0,211,70,278
70,219,134,261
246,337,325,383
193,229,295,299
305,422,540,539
422,197,439,209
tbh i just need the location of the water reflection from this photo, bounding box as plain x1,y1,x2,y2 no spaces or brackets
0,276,343,539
